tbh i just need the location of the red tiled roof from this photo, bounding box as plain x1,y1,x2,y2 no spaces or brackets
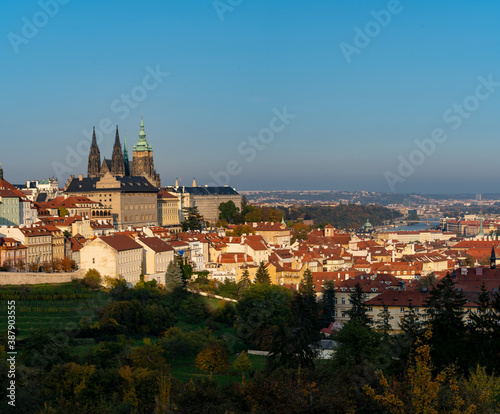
138,237,174,253
100,235,142,251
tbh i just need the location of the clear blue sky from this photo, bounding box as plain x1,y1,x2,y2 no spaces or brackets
1,0,499,193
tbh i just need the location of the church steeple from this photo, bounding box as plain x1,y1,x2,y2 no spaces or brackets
87,126,101,177
134,114,150,152
131,115,160,187
491,246,497,269
0,162,3,181
111,125,125,176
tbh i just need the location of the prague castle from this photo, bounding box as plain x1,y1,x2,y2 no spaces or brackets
88,116,160,187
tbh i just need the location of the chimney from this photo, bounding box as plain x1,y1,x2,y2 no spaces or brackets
78,175,83,181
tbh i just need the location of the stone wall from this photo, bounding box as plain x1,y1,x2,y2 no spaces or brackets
0,269,86,285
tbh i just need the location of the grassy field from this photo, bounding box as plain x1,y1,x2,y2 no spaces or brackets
0,281,266,386
170,353,267,385
0,282,110,339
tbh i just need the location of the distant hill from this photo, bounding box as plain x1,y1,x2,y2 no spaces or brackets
289,204,402,229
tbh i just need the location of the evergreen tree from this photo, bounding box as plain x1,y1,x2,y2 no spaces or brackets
237,269,252,297
468,282,498,371
218,201,239,222
376,304,393,337
182,207,204,231
320,280,336,329
255,262,271,284
164,261,183,292
347,282,369,325
424,272,467,370
399,304,423,339
267,269,320,371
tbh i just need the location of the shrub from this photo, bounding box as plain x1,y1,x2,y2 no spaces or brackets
81,269,102,288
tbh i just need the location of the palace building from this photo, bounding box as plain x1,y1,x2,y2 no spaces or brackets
87,116,161,187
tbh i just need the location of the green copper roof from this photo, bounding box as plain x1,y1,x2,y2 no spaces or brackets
134,116,152,152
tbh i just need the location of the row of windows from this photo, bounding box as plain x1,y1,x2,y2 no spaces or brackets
1,207,19,214
124,204,155,210
123,215,154,222
29,237,51,244
30,246,51,253
123,193,155,197
118,253,141,264
366,307,420,313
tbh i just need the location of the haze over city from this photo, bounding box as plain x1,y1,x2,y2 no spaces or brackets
2,0,500,193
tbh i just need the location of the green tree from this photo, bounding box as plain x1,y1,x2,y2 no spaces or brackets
218,200,239,222
424,272,467,370
333,319,381,368
291,222,310,244
347,282,369,325
255,261,271,284
320,280,336,329
229,224,255,237
399,304,423,339
164,261,183,292
81,268,102,288
182,206,204,231
241,195,251,216
244,207,262,223
181,296,207,324
236,283,293,348
143,303,177,335
468,282,500,371
195,341,229,379
267,269,321,371
233,351,252,383
58,206,69,217
376,304,393,338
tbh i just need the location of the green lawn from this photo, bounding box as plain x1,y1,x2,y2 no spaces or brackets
0,282,110,339
169,353,267,386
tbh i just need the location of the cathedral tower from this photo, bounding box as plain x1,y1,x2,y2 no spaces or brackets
87,127,101,178
111,126,125,176
132,116,160,187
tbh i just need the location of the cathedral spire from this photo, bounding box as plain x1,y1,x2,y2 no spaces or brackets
91,126,98,147
111,126,125,176
114,125,121,147
0,162,3,181
88,126,101,177
123,131,130,176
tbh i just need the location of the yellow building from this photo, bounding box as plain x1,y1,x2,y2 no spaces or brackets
64,173,158,230
80,234,143,285
157,189,180,229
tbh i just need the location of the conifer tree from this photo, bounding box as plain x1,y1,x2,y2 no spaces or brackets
347,282,369,325
255,262,271,284
424,272,467,370
267,269,320,371
164,261,183,292
320,280,336,329
399,304,423,339
376,304,393,337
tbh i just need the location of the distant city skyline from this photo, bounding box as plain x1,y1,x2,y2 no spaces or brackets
2,0,500,194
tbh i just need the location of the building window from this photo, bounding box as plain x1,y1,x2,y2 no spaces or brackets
341,311,346,318
400,307,405,312
92,258,95,264
368,307,373,312
341,298,345,305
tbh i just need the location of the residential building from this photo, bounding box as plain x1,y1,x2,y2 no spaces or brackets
64,173,159,230
80,234,143,285
136,236,175,281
